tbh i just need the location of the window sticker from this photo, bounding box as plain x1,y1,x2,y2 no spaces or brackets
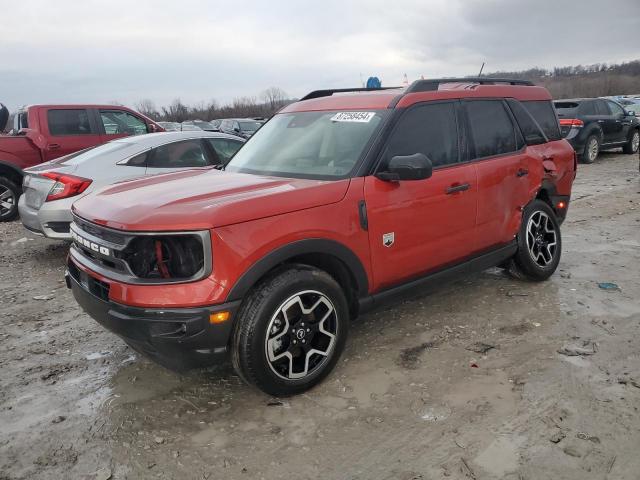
330,112,376,123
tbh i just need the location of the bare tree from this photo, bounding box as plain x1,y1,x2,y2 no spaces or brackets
261,87,288,112
161,99,190,123
135,99,160,120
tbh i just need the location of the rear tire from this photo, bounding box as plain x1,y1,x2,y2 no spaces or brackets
623,129,639,154
0,177,20,222
508,200,561,281
231,265,349,396
581,134,599,164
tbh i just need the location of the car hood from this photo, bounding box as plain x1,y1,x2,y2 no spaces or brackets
72,169,350,231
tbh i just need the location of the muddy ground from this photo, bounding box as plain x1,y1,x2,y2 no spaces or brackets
1,152,639,480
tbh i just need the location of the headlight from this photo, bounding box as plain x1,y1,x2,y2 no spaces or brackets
121,234,206,280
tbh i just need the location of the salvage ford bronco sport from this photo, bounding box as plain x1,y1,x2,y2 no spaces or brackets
67,78,576,396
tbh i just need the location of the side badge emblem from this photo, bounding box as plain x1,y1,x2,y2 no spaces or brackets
382,232,395,247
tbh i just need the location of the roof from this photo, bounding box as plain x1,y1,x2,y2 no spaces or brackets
282,78,552,113
109,131,244,148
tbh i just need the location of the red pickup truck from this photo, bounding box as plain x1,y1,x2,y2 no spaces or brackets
0,103,163,221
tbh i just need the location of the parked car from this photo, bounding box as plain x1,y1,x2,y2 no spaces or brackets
157,121,181,132
19,132,244,239
179,123,202,132
67,78,575,396
553,98,640,163
182,120,218,132
0,104,164,221
219,118,263,138
209,119,222,131
616,98,640,116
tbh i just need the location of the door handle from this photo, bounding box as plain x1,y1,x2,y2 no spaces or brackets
47,143,61,150
516,168,529,177
597,120,605,123
446,183,470,194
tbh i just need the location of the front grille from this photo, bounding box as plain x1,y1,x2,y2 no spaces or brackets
72,215,127,245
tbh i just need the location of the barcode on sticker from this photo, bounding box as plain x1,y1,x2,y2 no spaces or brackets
330,112,375,123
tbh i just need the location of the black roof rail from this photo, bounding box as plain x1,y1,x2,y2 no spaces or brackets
406,77,534,93
300,87,401,101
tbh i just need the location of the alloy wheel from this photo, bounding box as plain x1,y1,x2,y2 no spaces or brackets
587,137,599,162
0,185,16,218
632,132,640,153
526,211,558,267
265,290,338,380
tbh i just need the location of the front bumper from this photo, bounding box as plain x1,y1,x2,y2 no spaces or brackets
66,258,240,371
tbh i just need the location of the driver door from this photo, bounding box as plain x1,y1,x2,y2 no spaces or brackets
364,101,478,291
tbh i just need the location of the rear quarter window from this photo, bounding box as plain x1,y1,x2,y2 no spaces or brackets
522,101,561,141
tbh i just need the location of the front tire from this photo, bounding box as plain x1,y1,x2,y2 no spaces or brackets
0,177,20,222
623,129,639,154
581,134,599,164
508,200,561,281
231,265,349,396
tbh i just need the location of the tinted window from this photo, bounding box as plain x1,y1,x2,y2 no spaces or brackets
507,99,546,144
522,100,561,141
100,110,148,136
385,102,459,167
466,100,518,158
48,109,92,136
125,151,149,167
595,100,610,116
239,121,262,132
148,140,208,168
606,100,625,116
206,138,243,163
578,101,597,116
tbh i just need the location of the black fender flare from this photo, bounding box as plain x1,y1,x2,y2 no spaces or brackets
0,160,25,184
583,123,603,142
226,238,369,301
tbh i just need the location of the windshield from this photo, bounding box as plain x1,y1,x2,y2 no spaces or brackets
226,110,387,179
238,121,263,132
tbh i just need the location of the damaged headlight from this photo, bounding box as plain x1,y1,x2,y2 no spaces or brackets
120,233,209,281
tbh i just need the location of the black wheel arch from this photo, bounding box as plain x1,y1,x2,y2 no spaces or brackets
0,161,24,188
226,239,369,317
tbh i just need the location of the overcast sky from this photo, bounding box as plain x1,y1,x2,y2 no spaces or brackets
1,0,639,111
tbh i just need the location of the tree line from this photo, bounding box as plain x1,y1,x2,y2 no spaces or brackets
135,86,294,122
485,59,640,99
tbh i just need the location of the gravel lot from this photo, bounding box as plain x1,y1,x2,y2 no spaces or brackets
1,152,639,480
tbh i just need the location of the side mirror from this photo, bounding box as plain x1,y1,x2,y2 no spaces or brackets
148,123,160,133
376,153,433,182
625,110,637,117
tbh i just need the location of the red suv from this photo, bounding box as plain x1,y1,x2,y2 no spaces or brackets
66,78,576,396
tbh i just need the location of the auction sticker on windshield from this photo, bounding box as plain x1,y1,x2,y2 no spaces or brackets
330,112,376,123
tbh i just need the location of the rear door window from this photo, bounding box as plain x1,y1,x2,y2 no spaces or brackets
47,109,93,136
595,100,610,116
147,139,209,168
522,100,561,141
466,100,519,159
384,101,459,168
578,101,597,116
